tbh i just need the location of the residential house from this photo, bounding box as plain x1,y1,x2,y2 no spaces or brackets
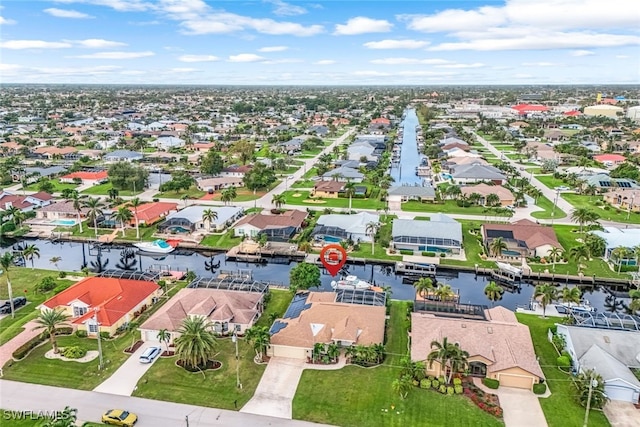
268,291,386,360
307,125,329,136
321,166,364,183
391,215,462,254
312,212,379,243
0,191,53,213
154,136,185,149
593,154,626,168
368,117,391,133
103,150,143,163
444,157,489,169
139,287,265,342
192,142,217,152
411,306,544,389
445,147,482,159
581,174,640,191
233,209,307,240
387,186,436,210
158,205,244,233
481,219,561,259
603,188,640,212
127,202,178,226
31,146,78,160
12,165,67,184
35,200,88,221
220,165,253,178
311,181,345,198
556,325,640,403
592,227,640,266
39,276,161,337
449,163,507,185
460,183,515,207
196,176,244,192
59,170,108,186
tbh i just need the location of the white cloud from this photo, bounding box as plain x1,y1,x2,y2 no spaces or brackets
32,65,122,75
571,50,595,57
120,70,146,75
616,55,630,59
73,51,155,59
263,58,303,64
53,0,152,12
73,38,127,48
363,39,429,49
352,70,390,77
398,6,504,33
168,67,200,73
0,16,16,25
44,8,94,18
521,62,557,66
370,57,449,65
514,73,534,79
228,53,265,62
178,54,219,62
267,0,307,16
0,63,22,74
258,46,289,52
0,40,72,49
334,17,392,36
314,59,336,65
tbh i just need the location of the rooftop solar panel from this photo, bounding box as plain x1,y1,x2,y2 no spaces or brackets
270,320,288,335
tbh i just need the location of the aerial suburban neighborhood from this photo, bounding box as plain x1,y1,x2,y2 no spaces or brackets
0,1,639,427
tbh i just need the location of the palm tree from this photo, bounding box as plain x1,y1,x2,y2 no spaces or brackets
427,337,457,383
42,406,77,427
485,193,501,207
529,188,543,203
201,208,218,232
534,283,558,318
448,345,470,384
365,221,379,255
611,246,632,273
245,326,271,362
157,328,171,353
344,181,356,212
70,194,85,233
32,308,70,354
174,316,217,369
484,281,504,306
629,290,640,313
129,197,143,240
561,286,582,306
548,247,563,272
83,197,104,239
434,284,455,302
391,374,413,399
49,256,62,271
569,245,591,272
0,252,16,318
489,237,508,258
571,208,600,234
271,193,286,210
327,342,340,363
413,277,433,300
112,206,133,237
22,244,40,269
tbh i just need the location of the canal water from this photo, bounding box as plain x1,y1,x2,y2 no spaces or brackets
4,239,625,314
390,108,424,186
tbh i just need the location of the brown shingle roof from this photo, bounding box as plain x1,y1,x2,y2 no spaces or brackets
482,219,561,250
313,181,345,192
234,209,307,230
411,307,544,378
461,183,514,200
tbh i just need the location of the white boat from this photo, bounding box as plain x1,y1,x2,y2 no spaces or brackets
134,239,176,254
556,300,595,313
330,275,372,291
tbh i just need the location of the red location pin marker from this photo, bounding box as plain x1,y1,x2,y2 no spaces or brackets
319,244,347,277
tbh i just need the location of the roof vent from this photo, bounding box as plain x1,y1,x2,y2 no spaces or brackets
461,323,467,328
603,336,610,343
487,327,493,334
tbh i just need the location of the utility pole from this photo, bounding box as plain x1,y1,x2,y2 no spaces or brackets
583,371,597,427
627,194,635,220
551,189,560,226
232,332,241,389
94,308,104,370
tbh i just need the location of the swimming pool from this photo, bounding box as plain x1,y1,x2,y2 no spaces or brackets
168,226,190,233
441,173,453,181
323,236,342,243
53,219,76,226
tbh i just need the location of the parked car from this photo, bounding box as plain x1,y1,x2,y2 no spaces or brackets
555,186,570,191
102,409,137,426
139,346,161,364
0,296,27,314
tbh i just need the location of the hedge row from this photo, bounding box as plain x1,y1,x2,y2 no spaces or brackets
12,327,73,360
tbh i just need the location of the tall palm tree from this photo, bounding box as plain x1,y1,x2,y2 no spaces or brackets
157,328,171,352
569,245,591,273
483,281,504,306
427,337,457,384
534,283,558,318
561,286,582,306
112,206,133,237
22,244,40,269
365,221,379,255
129,197,143,240
571,208,600,234
83,197,104,239
434,284,455,302
174,316,217,369
49,256,62,271
611,246,632,273
70,193,85,233
32,308,70,354
548,247,563,272
344,181,356,212
245,325,271,362
448,345,470,384
0,252,16,318
201,208,218,232
413,277,433,300
271,193,286,210
489,237,508,258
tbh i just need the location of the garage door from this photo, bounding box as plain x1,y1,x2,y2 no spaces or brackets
144,330,159,342
605,386,634,402
499,374,534,389
270,345,307,359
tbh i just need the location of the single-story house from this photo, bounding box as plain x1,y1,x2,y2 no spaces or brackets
220,165,253,178
139,288,265,342
460,183,515,207
411,306,544,390
593,154,626,168
322,166,364,183
391,214,462,254
592,227,640,266
450,164,506,185
103,150,143,163
581,174,640,191
32,146,78,160
39,277,161,337
556,325,640,403
482,219,561,259
127,202,178,226
312,181,345,198
158,205,244,233
0,191,53,213
12,165,67,183
268,291,386,360
233,209,308,240
312,212,379,243
387,185,436,210
35,200,89,221
154,136,185,149
196,176,244,192
603,189,640,212
59,170,108,186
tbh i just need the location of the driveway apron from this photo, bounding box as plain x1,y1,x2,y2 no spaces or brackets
93,342,160,396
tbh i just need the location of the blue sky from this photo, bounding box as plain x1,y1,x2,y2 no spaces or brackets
1,0,639,85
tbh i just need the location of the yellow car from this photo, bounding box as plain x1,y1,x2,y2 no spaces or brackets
102,409,138,426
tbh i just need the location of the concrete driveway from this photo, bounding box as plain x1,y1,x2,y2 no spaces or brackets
604,400,640,427
240,357,305,419
497,387,548,427
93,342,161,396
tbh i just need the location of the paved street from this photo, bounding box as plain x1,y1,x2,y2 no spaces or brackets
0,380,332,427
92,342,160,396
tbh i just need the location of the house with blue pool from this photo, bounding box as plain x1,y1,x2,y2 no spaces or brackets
157,205,244,234
391,214,462,254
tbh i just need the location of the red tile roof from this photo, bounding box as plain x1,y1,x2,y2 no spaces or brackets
593,154,626,163
61,171,108,181
41,277,159,326
563,110,581,116
128,202,178,223
29,192,54,201
512,104,549,114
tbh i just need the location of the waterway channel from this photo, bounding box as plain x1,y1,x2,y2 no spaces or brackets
390,108,424,186
5,238,631,314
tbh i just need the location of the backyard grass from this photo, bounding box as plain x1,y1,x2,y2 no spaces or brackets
293,302,504,427
24,180,79,193
282,190,386,210
0,268,76,346
563,194,640,224
61,223,158,241
209,188,268,203
534,175,571,191
440,220,495,269
132,290,293,410
402,200,511,217
199,230,243,249
154,186,206,199
346,243,402,262
81,182,141,197
516,314,610,427
531,194,567,220
289,179,315,189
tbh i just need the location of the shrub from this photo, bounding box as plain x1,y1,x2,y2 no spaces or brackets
440,253,446,257
75,330,88,338
62,346,86,359
447,386,454,395
432,379,440,389
454,385,463,394
153,198,160,202
399,250,413,256
482,378,500,389
58,271,67,278
55,327,73,336
52,283,71,294
422,251,436,257
420,379,431,389
36,276,57,293
557,355,571,369
439,384,447,394
533,383,547,395
453,377,462,386
428,376,434,381
13,334,46,359
438,376,446,384
100,332,111,340
412,380,419,387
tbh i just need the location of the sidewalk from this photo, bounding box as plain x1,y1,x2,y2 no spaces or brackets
0,320,41,370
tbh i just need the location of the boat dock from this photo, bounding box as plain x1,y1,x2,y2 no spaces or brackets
146,264,187,280
226,241,306,263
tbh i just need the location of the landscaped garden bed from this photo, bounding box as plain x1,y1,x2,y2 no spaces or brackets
176,360,222,372
124,340,144,354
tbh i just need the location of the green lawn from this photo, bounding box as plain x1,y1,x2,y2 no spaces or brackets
531,194,567,220
200,230,243,249
563,194,640,224
153,186,206,199
290,179,315,189
516,314,610,427
293,302,504,427
441,220,495,269
283,190,386,210
402,200,511,217
132,290,293,410
24,180,78,193
60,223,158,242
0,268,75,346
81,182,141,197
535,175,571,190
